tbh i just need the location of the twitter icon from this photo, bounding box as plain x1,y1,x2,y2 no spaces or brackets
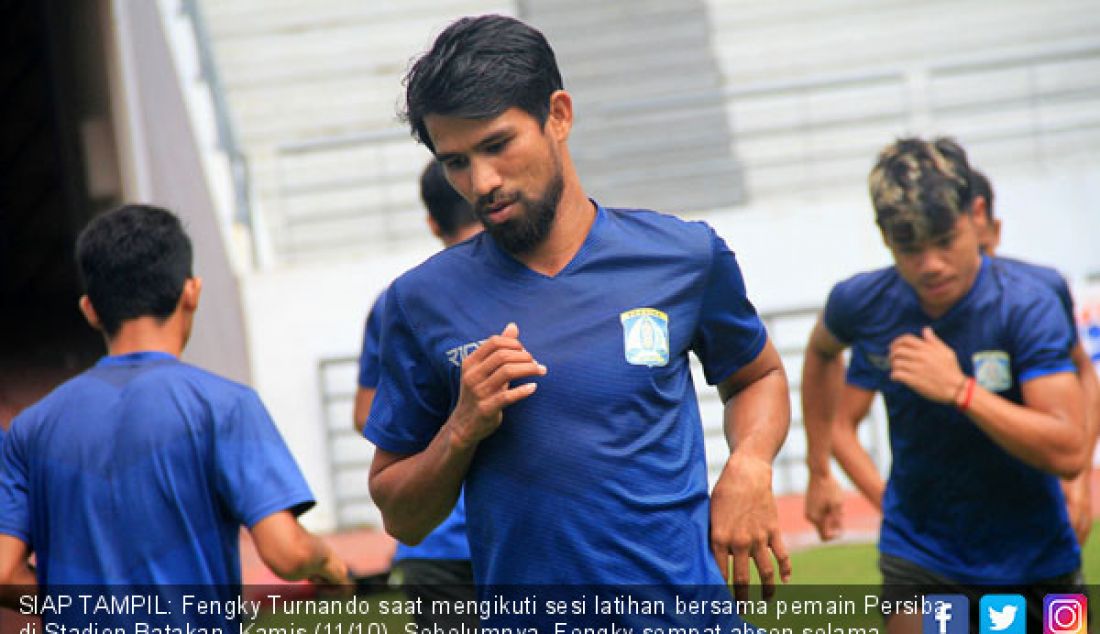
981,594,1026,634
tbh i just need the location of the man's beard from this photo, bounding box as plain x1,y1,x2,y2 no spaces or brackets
476,165,564,256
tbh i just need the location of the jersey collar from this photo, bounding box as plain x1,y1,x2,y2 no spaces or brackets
96,351,179,367
482,199,608,281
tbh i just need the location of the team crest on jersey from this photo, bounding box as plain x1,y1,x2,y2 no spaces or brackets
621,308,669,367
972,350,1013,392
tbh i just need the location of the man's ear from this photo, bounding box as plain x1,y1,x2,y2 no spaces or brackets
546,90,573,142
426,215,444,240
180,277,202,314
970,195,990,227
78,295,102,331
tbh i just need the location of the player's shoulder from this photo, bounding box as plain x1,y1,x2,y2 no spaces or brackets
386,235,485,308
604,205,714,243
8,371,102,430
991,256,1068,296
601,205,724,269
120,360,263,419
831,265,903,303
172,362,263,407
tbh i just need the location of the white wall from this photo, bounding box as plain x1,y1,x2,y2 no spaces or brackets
705,164,1100,314
242,246,434,531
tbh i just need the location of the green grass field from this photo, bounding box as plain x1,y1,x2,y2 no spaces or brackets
789,521,1100,583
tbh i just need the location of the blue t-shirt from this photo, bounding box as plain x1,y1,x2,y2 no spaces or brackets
847,255,1079,387
359,291,471,562
0,351,314,587
366,203,767,595
826,257,1079,584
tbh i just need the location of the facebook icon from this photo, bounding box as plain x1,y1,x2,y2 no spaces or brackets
923,595,969,634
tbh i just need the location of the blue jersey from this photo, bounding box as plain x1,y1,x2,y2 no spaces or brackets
366,203,767,595
0,352,314,587
847,255,1078,387
826,257,1079,584
359,291,471,562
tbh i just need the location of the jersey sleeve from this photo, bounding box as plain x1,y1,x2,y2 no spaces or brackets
823,280,859,345
0,418,31,544
1011,287,1077,384
357,291,387,389
846,346,880,390
690,227,769,385
1053,275,1080,347
363,283,452,453
214,390,316,528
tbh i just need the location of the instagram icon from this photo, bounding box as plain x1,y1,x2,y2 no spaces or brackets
1044,594,1087,634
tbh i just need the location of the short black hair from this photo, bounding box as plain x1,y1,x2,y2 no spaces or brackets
868,137,973,247
402,14,563,153
76,204,193,337
420,160,477,237
970,168,994,218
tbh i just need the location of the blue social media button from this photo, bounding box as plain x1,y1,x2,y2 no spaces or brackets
981,594,1026,634
924,594,969,634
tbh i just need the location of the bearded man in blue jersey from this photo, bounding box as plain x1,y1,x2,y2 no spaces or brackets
801,138,1089,633
0,205,349,617
364,13,792,629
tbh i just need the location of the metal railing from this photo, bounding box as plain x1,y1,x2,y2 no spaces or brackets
178,0,255,236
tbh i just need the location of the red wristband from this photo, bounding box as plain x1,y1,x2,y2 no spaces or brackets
955,377,976,411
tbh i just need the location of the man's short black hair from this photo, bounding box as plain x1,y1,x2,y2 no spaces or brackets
868,137,973,247
420,159,477,237
970,168,994,218
401,14,563,153
76,204,193,337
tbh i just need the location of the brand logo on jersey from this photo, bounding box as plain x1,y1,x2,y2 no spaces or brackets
972,350,1012,392
867,352,891,371
446,340,485,368
621,308,669,367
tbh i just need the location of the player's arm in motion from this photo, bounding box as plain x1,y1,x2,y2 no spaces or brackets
710,339,792,601
0,534,36,607
249,511,349,585
1063,341,1100,544
369,322,545,545
800,318,848,541
830,385,881,509
890,326,1088,477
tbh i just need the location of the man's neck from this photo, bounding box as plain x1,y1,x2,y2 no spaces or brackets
515,183,595,277
105,316,186,357
917,256,983,319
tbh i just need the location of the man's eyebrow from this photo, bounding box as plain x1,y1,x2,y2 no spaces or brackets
475,129,513,149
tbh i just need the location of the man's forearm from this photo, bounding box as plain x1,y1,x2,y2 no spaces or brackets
831,423,884,509
801,350,843,475
1072,343,1100,448
724,365,790,461
369,416,478,544
966,380,1086,478
0,535,35,609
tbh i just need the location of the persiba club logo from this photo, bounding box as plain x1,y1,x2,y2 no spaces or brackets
621,308,669,367
1044,594,1087,634
972,350,1013,392
446,340,485,367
